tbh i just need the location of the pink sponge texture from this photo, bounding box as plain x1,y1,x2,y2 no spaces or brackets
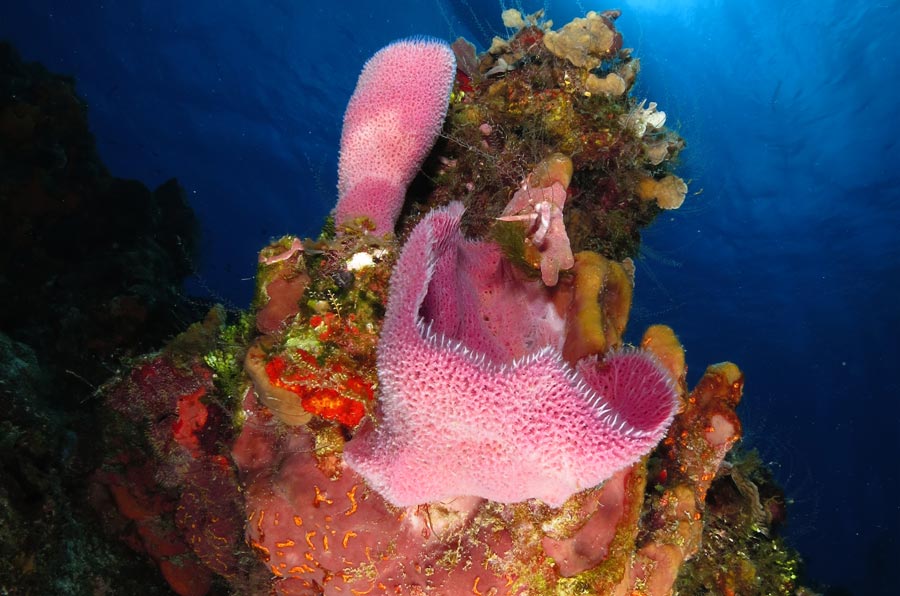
335,37,456,234
344,202,679,507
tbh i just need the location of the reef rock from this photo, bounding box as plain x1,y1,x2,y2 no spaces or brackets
91,9,812,596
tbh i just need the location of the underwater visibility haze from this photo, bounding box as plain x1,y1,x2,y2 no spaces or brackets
0,0,898,594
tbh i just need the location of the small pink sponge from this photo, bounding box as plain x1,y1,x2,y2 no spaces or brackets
335,37,456,235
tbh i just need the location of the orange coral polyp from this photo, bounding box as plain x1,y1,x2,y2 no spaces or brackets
262,348,371,427
343,376,374,402
172,387,209,458
310,312,343,341
265,351,319,391
301,388,366,427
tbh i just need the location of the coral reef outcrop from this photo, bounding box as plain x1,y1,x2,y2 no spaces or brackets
85,9,812,596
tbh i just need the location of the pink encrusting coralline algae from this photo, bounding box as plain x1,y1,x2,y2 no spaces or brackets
334,37,457,235
343,202,679,507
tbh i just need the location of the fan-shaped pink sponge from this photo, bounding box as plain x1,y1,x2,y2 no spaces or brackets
344,202,679,507
335,38,456,235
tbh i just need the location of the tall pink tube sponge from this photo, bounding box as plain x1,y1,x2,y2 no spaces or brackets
335,37,456,235
344,202,679,508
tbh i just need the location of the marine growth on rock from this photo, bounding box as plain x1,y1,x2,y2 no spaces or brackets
91,9,811,596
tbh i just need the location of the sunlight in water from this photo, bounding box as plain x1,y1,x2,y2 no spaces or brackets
621,0,706,15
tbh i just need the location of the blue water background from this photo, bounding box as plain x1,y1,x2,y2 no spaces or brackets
2,1,898,593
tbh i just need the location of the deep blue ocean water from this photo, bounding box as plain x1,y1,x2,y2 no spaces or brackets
2,1,898,593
